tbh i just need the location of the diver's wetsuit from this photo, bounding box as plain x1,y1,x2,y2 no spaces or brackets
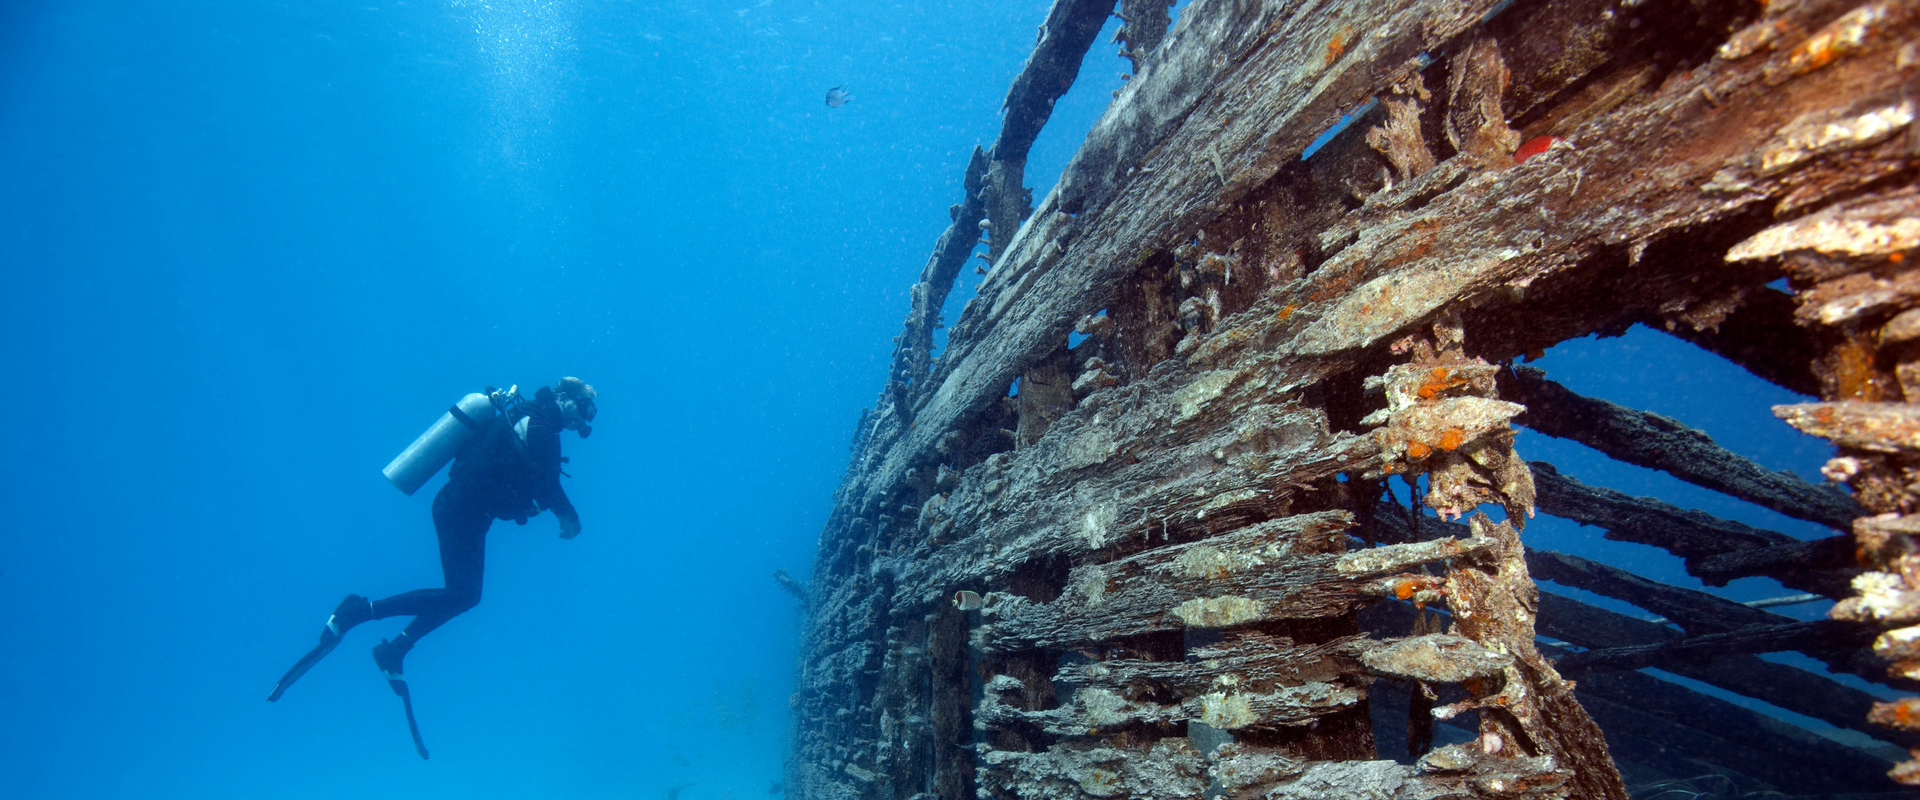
267,385,589,759
369,398,577,645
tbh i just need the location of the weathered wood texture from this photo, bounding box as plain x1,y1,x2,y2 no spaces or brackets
1502,365,1863,528
1529,461,1863,597
880,0,1115,426
794,0,1920,797
1370,499,1920,747
1571,666,1905,793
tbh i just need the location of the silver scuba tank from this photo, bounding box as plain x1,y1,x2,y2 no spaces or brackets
382,392,497,495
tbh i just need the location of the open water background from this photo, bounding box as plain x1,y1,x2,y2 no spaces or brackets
0,1,1851,798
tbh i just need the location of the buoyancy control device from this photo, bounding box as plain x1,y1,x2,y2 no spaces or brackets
382,390,504,495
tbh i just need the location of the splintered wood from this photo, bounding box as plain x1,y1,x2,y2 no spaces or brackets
791,0,1920,798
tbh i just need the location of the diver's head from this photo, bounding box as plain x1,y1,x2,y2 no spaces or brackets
555,376,597,437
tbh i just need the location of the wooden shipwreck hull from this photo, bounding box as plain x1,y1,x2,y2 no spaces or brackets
790,0,1920,797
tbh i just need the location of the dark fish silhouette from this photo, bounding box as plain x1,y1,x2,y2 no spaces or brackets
769,782,784,795
825,85,852,108
668,783,695,800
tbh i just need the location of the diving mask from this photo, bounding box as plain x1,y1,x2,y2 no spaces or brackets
558,394,595,437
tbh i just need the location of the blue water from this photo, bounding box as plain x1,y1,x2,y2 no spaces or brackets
0,1,1861,798
0,1,1120,797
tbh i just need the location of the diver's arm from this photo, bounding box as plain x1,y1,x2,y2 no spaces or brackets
526,420,581,537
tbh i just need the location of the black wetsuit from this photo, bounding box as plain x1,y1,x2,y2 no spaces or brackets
368,398,577,646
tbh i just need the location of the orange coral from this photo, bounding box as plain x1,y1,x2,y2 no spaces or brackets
1788,32,1840,72
1417,367,1468,399
1324,28,1350,66
1872,697,1920,731
1406,441,1432,459
1438,427,1467,451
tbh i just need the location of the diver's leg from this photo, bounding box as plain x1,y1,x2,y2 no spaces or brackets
365,484,488,760
369,482,490,630
371,480,490,673
405,493,488,640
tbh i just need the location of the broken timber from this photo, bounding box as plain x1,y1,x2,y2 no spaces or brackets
793,0,1920,799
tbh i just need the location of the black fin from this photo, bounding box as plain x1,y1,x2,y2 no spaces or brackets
266,637,341,702
375,638,428,759
398,688,430,760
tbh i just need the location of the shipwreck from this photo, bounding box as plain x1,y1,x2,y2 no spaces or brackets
787,0,1920,797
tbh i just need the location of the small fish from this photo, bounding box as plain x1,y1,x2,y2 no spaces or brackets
668,783,696,800
952,590,983,611
1514,135,1565,164
825,85,853,108
769,782,784,795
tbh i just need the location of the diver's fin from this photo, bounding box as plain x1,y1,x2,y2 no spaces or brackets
397,685,430,760
266,637,341,702
267,595,372,702
374,637,428,759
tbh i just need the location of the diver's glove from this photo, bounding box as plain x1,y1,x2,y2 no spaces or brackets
557,511,581,540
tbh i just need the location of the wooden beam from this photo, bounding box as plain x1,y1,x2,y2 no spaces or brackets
855,0,1513,514
1381,465,1850,597
1115,0,1173,75
974,511,1401,651
1692,534,1858,597
1573,668,1901,794
994,0,1118,164
1554,618,1876,673
1501,365,1860,529
1536,592,1916,746
881,0,1120,425
1527,549,1790,635
1531,461,1798,556
1372,507,1913,746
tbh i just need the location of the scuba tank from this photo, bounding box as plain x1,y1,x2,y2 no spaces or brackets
382,391,500,495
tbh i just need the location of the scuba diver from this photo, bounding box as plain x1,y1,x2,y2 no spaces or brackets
267,377,597,759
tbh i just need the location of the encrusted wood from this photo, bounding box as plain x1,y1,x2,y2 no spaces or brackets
792,0,1920,797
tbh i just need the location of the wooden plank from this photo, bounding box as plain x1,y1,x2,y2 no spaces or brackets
1373,506,1917,748
884,0,1118,422
1535,591,1920,748
1555,618,1877,672
1502,365,1861,529
1692,534,1858,598
977,632,1371,734
1527,549,1792,635
855,0,1513,513
1575,671,1902,794
1530,462,1797,556
891,379,1376,608
974,511,1399,651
